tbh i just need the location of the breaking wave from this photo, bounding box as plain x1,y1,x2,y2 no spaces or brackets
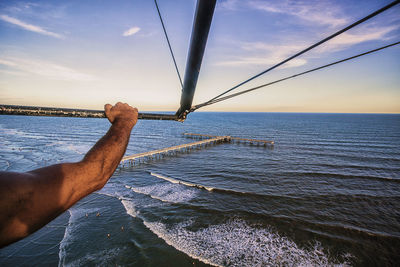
149,171,214,191
143,218,351,267
125,183,198,203
58,207,98,267
148,171,266,197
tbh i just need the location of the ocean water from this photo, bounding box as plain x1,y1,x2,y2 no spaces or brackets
0,112,399,266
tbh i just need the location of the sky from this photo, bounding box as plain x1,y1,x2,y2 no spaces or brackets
0,0,399,113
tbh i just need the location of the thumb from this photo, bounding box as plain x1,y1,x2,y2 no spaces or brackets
104,104,113,123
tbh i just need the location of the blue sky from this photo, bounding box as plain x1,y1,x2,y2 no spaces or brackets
0,0,399,113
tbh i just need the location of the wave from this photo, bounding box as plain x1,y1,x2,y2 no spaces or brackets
0,125,90,160
51,141,91,155
120,199,138,217
145,172,304,202
0,126,50,140
58,207,99,267
62,247,127,267
312,163,400,172
148,171,258,196
142,218,351,267
118,195,350,266
279,171,400,183
125,183,198,203
149,171,215,191
294,150,400,163
0,159,11,171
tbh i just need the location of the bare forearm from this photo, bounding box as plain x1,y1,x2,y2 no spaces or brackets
81,120,133,188
77,102,138,192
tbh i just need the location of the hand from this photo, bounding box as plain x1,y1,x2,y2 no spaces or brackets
104,102,138,127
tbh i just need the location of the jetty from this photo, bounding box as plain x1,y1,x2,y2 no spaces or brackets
120,133,273,167
183,133,274,146
121,135,231,166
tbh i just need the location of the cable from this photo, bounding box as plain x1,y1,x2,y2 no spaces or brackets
154,0,183,89
201,0,399,106
191,41,400,111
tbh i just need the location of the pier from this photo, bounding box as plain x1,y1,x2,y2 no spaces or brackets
183,133,274,146
120,135,231,166
120,133,273,167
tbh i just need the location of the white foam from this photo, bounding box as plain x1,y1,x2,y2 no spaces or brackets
0,159,11,171
120,199,138,217
129,183,197,203
58,210,73,267
143,218,351,267
0,127,49,140
63,247,127,266
150,172,214,191
0,125,88,163
58,207,98,267
51,141,90,155
66,143,91,155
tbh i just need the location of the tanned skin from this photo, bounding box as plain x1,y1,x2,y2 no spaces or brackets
0,102,138,248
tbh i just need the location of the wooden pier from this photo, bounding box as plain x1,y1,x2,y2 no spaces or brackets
120,135,231,166
120,133,273,167
183,133,274,145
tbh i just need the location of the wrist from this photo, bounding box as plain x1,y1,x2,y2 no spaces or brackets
112,118,136,131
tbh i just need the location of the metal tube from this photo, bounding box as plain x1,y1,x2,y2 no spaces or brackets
0,104,178,120
175,0,216,120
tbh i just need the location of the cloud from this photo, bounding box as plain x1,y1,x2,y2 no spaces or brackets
216,23,398,68
0,69,25,76
0,58,18,67
3,2,67,20
0,14,64,39
217,57,307,68
249,0,348,28
123,26,140,37
218,0,240,11
0,57,96,81
319,25,399,52
217,42,308,68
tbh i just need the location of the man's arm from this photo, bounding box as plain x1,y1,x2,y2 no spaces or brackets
0,102,138,248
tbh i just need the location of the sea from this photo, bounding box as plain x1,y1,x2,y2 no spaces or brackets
0,112,399,266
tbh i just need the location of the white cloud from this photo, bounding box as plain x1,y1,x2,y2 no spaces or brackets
123,26,140,37
0,58,18,67
0,69,23,76
249,0,348,28
216,24,398,68
0,14,64,39
217,57,307,68
242,42,306,58
0,57,95,81
217,42,308,68
320,25,399,52
218,0,240,11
